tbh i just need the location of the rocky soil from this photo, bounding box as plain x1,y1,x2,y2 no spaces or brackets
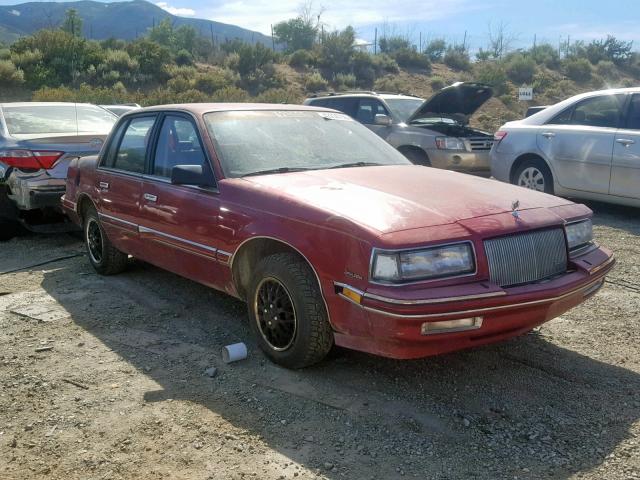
1,200,639,480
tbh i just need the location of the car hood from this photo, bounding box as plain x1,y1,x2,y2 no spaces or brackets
242,165,572,234
407,82,493,124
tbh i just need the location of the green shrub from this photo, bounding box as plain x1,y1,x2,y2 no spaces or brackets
304,71,328,92
505,54,536,84
175,49,193,66
167,76,194,93
424,39,446,62
564,58,592,82
0,60,24,86
532,71,555,92
474,61,508,95
528,44,560,69
0,49,11,60
239,63,284,94
33,83,133,104
194,68,236,94
373,76,409,93
393,48,430,70
335,72,357,90
444,48,471,71
595,60,618,80
429,76,446,90
210,86,250,102
289,49,314,68
255,87,303,104
235,43,276,76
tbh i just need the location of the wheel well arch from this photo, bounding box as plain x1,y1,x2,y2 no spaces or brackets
230,236,324,302
397,145,430,164
76,194,96,224
509,153,551,183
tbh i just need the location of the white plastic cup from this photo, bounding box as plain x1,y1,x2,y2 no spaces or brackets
222,342,248,363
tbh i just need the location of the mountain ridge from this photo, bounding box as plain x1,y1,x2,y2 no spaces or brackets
0,0,271,45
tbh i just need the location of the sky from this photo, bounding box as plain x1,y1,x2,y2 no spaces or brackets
2,0,640,50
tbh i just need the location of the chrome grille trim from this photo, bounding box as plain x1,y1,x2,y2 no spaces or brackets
484,228,567,287
468,137,495,151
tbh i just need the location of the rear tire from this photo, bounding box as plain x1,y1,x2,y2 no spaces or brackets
399,147,431,166
247,252,333,369
83,205,128,275
0,186,20,241
513,158,554,194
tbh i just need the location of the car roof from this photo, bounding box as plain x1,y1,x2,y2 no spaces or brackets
128,103,337,115
0,102,100,108
307,91,421,100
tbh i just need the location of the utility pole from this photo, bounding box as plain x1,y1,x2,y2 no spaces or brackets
374,27,377,54
463,30,467,51
210,23,214,48
533,33,537,49
270,24,275,51
419,31,422,52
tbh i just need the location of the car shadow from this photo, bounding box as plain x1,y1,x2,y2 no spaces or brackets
585,200,640,235
39,256,640,479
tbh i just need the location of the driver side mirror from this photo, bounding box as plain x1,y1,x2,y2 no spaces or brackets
374,114,392,126
170,164,216,187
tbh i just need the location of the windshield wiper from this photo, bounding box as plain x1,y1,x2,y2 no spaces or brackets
242,167,313,177
327,161,385,169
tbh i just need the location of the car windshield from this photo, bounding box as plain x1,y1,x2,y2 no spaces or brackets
384,98,424,122
204,110,410,178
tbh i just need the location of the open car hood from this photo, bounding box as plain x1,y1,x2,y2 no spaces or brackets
407,82,493,124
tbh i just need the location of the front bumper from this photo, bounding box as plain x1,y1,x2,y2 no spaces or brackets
330,247,614,359
428,149,491,175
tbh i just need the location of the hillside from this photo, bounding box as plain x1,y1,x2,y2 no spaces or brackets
0,13,638,135
0,0,270,44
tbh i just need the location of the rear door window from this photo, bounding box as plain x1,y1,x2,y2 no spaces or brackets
152,115,207,178
309,97,358,117
570,95,625,128
76,105,117,134
624,94,640,130
111,116,156,174
2,105,77,136
355,99,389,124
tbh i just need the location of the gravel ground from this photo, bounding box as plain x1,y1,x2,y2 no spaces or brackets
0,201,639,480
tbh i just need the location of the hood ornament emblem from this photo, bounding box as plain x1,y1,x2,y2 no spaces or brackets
511,200,521,219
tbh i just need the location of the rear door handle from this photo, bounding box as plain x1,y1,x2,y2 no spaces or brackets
99,181,109,190
616,138,635,147
143,193,157,202
541,132,556,138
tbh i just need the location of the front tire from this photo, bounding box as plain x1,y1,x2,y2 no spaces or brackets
83,205,128,275
513,159,554,194
247,253,333,369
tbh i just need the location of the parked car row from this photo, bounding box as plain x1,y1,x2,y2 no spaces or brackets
59,102,614,368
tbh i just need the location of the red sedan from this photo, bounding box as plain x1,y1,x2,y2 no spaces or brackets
62,104,615,368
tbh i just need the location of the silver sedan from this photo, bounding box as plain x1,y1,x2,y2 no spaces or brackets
491,87,640,207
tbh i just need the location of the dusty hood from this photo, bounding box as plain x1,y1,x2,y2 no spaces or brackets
407,82,493,124
243,165,572,234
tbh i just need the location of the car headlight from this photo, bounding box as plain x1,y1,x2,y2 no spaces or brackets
435,137,465,150
371,242,475,283
565,219,593,252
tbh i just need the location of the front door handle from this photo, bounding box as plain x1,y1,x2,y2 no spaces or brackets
541,132,556,138
616,138,636,147
99,181,109,190
143,193,157,202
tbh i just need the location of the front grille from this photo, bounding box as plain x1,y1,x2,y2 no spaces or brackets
468,137,494,151
484,228,567,287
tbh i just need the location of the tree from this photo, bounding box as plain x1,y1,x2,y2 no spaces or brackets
274,17,317,52
424,39,446,61
148,18,175,47
486,21,516,59
62,9,83,37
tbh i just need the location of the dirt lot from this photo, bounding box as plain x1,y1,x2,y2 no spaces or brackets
1,201,639,480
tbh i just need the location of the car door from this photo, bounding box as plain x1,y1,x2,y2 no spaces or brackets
95,114,157,256
610,93,640,199
137,113,226,289
537,94,624,194
354,98,392,138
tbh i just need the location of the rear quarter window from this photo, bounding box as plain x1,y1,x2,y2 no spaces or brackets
307,97,358,117
77,106,117,134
